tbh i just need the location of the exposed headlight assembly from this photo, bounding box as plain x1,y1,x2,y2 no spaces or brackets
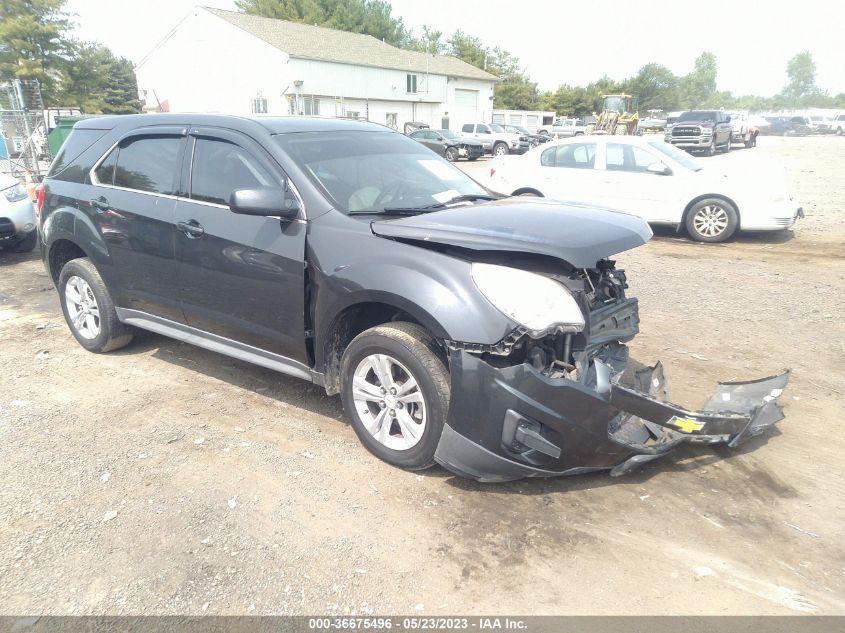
3,183,28,203
471,263,585,337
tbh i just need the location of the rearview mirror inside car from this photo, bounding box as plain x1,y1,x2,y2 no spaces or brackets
647,162,671,175
229,186,300,219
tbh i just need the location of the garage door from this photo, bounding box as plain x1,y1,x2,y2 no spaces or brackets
453,89,478,129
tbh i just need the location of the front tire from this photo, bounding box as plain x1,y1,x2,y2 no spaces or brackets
685,198,738,243
58,258,133,353
340,322,450,471
445,146,458,162
493,142,509,156
706,137,716,156
722,136,731,153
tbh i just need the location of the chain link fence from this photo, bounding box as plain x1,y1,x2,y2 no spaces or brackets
1,79,51,180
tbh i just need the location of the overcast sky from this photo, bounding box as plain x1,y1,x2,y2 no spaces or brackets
65,0,845,96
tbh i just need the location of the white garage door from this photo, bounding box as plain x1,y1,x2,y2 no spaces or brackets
453,89,478,129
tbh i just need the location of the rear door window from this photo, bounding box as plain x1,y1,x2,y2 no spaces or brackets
189,137,274,206
111,136,182,195
541,143,596,168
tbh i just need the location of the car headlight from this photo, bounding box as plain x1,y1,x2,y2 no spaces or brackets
471,263,585,336
3,183,28,203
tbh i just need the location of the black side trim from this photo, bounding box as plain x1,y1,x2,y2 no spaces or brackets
115,308,324,385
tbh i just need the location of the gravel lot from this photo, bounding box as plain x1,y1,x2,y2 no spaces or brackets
1,135,843,616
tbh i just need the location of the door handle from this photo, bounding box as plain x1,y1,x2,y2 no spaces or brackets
177,220,205,238
90,197,110,212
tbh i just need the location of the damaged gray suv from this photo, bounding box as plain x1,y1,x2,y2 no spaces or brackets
38,115,789,482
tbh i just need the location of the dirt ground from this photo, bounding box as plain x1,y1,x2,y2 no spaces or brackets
1,136,844,616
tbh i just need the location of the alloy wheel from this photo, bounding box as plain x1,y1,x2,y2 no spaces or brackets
64,275,101,339
693,205,729,238
352,353,426,451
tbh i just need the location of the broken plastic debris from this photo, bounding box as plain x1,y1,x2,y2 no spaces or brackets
227,496,238,509
102,510,118,522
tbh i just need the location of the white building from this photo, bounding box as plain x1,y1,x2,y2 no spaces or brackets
135,7,498,133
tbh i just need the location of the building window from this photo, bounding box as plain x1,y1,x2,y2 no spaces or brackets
386,113,398,129
303,96,320,116
251,95,268,114
406,74,417,94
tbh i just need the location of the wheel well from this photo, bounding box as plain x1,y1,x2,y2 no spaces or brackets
681,194,742,229
321,302,426,395
512,188,544,197
48,239,87,284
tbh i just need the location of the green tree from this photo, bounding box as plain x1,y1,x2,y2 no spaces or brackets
680,51,717,108
0,0,73,105
237,0,411,46
61,43,141,114
406,25,444,54
781,51,821,106
625,63,679,112
102,55,142,114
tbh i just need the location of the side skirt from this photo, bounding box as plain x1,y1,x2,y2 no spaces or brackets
115,308,324,386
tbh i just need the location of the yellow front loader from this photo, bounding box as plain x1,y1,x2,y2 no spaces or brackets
588,94,640,135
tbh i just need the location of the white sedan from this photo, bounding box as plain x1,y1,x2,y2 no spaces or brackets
486,136,803,242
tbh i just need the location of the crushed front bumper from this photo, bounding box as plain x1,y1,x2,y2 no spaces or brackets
435,348,789,482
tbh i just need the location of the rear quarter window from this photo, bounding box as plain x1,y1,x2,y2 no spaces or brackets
47,128,110,182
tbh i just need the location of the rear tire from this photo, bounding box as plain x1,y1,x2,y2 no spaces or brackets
58,258,133,353
10,231,37,253
340,322,450,471
685,198,738,243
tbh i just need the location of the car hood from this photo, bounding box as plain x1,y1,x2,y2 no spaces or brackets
370,198,652,268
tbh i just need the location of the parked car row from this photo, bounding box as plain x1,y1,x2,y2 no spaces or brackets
32,113,790,483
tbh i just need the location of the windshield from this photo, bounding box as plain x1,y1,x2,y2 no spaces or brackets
275,131,488,214
437,129,459,140
604,96,626,112
648,141,703,172
679,111,717,122
489,124,506,133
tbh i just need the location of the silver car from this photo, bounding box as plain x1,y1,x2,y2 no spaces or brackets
0,173,37,252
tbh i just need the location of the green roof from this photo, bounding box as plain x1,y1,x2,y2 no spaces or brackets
204,7,498,82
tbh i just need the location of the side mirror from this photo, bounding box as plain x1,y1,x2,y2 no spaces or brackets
230,185,300,219
647,162,671,176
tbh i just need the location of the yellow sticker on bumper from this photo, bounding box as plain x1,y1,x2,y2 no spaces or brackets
668,416,705,433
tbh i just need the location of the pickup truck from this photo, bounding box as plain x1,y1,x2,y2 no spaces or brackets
664,110,733,156
725,111,759,148
832,114,845,135
461,122,528,156
537,118,587,138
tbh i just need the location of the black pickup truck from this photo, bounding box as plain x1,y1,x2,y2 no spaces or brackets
664,110,733,156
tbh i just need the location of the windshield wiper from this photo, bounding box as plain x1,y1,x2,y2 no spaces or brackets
379,194,499,215
348,194,498,216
